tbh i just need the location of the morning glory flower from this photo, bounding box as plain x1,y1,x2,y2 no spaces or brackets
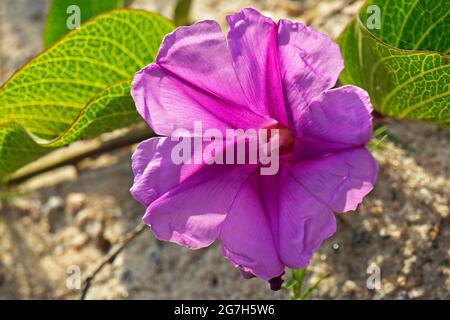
130,8,377,289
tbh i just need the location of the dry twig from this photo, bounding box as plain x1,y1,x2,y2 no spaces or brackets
80,222,146,300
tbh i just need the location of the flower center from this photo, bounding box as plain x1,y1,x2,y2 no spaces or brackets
267,123,294,156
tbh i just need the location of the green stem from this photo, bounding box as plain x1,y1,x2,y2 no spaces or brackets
293,269,306,298
298,272,331,300
285,268,331,300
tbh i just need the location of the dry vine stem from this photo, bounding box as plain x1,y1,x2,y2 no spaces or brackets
80,222,146,300
6,125,154,185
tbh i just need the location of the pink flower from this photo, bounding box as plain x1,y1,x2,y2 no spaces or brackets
130,8,377,289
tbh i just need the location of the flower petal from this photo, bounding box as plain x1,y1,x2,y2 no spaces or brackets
219,172,284,280
131,20,271,136
144,163,256,249
226,8,288,124
277,19,343,130
132,64,270,136
288,148,378,213
130,137,207,206
275,164,336,267
156,20,247,110
294,85,373,160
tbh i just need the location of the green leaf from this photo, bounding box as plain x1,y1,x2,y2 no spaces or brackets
0,9,174,181
338,0,450,125
173,0,192,26
43,0,130,47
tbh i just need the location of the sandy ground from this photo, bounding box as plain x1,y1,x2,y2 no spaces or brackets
0,0,449,299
